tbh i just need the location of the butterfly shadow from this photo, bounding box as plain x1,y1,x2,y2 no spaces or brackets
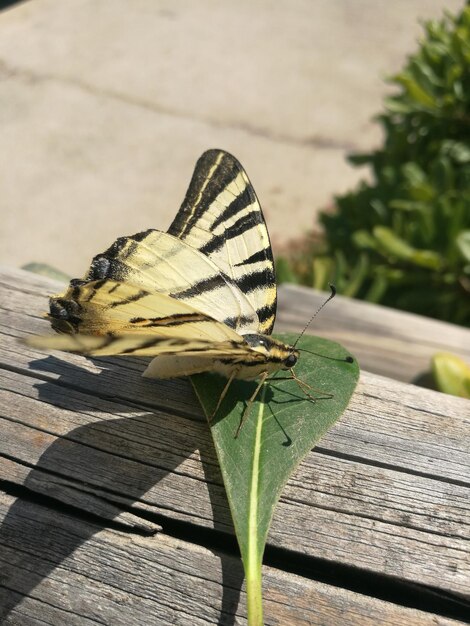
0,354,244,625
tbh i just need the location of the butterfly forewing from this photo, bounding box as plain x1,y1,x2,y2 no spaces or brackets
168,150,277,335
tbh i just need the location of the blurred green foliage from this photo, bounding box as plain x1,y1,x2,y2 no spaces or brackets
278,5,470,326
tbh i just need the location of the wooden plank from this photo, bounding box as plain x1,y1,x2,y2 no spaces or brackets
277,284,470,383
0,267,468,602
0,366,468,600
0,492,463,626
1,267,469,481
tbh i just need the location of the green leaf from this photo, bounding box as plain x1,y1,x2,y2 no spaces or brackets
191,333,359,625
365,272,388,302
409,249,444,270
352,229,377,250
21,262,71,283
275,257,298,284
441,140,470,163
432,352,470,399
388,199,429,212
343,253,369,297
456,231,470,262
393,71,437,108
373,226,414,260
312,256,333,290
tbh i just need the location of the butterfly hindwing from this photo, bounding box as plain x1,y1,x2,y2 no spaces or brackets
168,149,277,334
27,279,270,376
46,280,244,343
84,230,259,334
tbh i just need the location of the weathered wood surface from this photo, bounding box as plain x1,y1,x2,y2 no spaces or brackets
1,491,463,626
277,284,470,384
0,266,469,624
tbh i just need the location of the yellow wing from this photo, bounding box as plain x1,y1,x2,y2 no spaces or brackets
25,280,267,366
26,150,278,382
63,150,275,336
168,149,277,334
84,230,259,334
41,280,244,343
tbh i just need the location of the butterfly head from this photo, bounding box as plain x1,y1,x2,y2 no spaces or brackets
243,333,299,371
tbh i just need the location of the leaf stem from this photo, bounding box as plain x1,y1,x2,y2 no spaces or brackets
245,387,265,626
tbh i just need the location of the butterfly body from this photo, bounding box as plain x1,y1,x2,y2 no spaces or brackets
26,149,299,394
143,334,298,381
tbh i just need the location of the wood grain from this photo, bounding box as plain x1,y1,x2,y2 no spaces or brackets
0,492,463,626
277,284,470,384
1,266,469,623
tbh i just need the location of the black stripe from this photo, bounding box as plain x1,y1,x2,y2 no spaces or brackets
83,279,108,302
169,152,238,240
104,236,129,259
223,314,256,329
131,229,154,242
88,255,129,281
109,289,148,308
98,334,120,349
129,312,212,327
217,357,273,366
170,274,226,299
120,337,166,354
235,268,275,295
200,215,261,256
87,230,154,280
210,187,253,232
256,301,276,322
87,255,111,280
120,336,195,355
70,278,86,288
234,248,271,267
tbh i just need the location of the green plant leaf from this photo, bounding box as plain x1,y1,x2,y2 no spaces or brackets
373,226,415,260
410,249,444,270
312,256,333,290
21,262,71,283
394,71,437,108
456,231,470,262
191,333,359,625
432,352,470,398
275,257,298,284
343,253,369,297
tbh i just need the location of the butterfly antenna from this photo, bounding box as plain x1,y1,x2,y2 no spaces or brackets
292,283,336,349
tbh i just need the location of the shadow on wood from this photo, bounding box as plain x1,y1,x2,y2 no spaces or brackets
0,355,244,625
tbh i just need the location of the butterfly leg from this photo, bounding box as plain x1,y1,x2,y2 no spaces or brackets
209,370,238,422
289,368,333,402
235,371,269,438
265,370,332,403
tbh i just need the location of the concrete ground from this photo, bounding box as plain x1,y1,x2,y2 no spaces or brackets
0,0,464,277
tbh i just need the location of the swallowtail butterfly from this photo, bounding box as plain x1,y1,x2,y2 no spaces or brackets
26,150,325,430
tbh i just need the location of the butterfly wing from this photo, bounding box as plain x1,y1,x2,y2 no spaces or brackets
44,279,244,343
84,230,258,334
26,280,266,371
25,150,278,381
168,149,277,335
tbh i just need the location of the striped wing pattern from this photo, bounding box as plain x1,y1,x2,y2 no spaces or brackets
47,280,245,343
168,150,277,335
25,149,280,378
85,230,259,334
28,280,268,366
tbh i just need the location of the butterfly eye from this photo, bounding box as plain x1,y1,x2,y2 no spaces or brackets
285,353,297,368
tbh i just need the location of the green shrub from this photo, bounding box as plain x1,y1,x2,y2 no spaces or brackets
279,5,470,326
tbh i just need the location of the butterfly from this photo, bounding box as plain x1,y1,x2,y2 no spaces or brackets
26,149,326,433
